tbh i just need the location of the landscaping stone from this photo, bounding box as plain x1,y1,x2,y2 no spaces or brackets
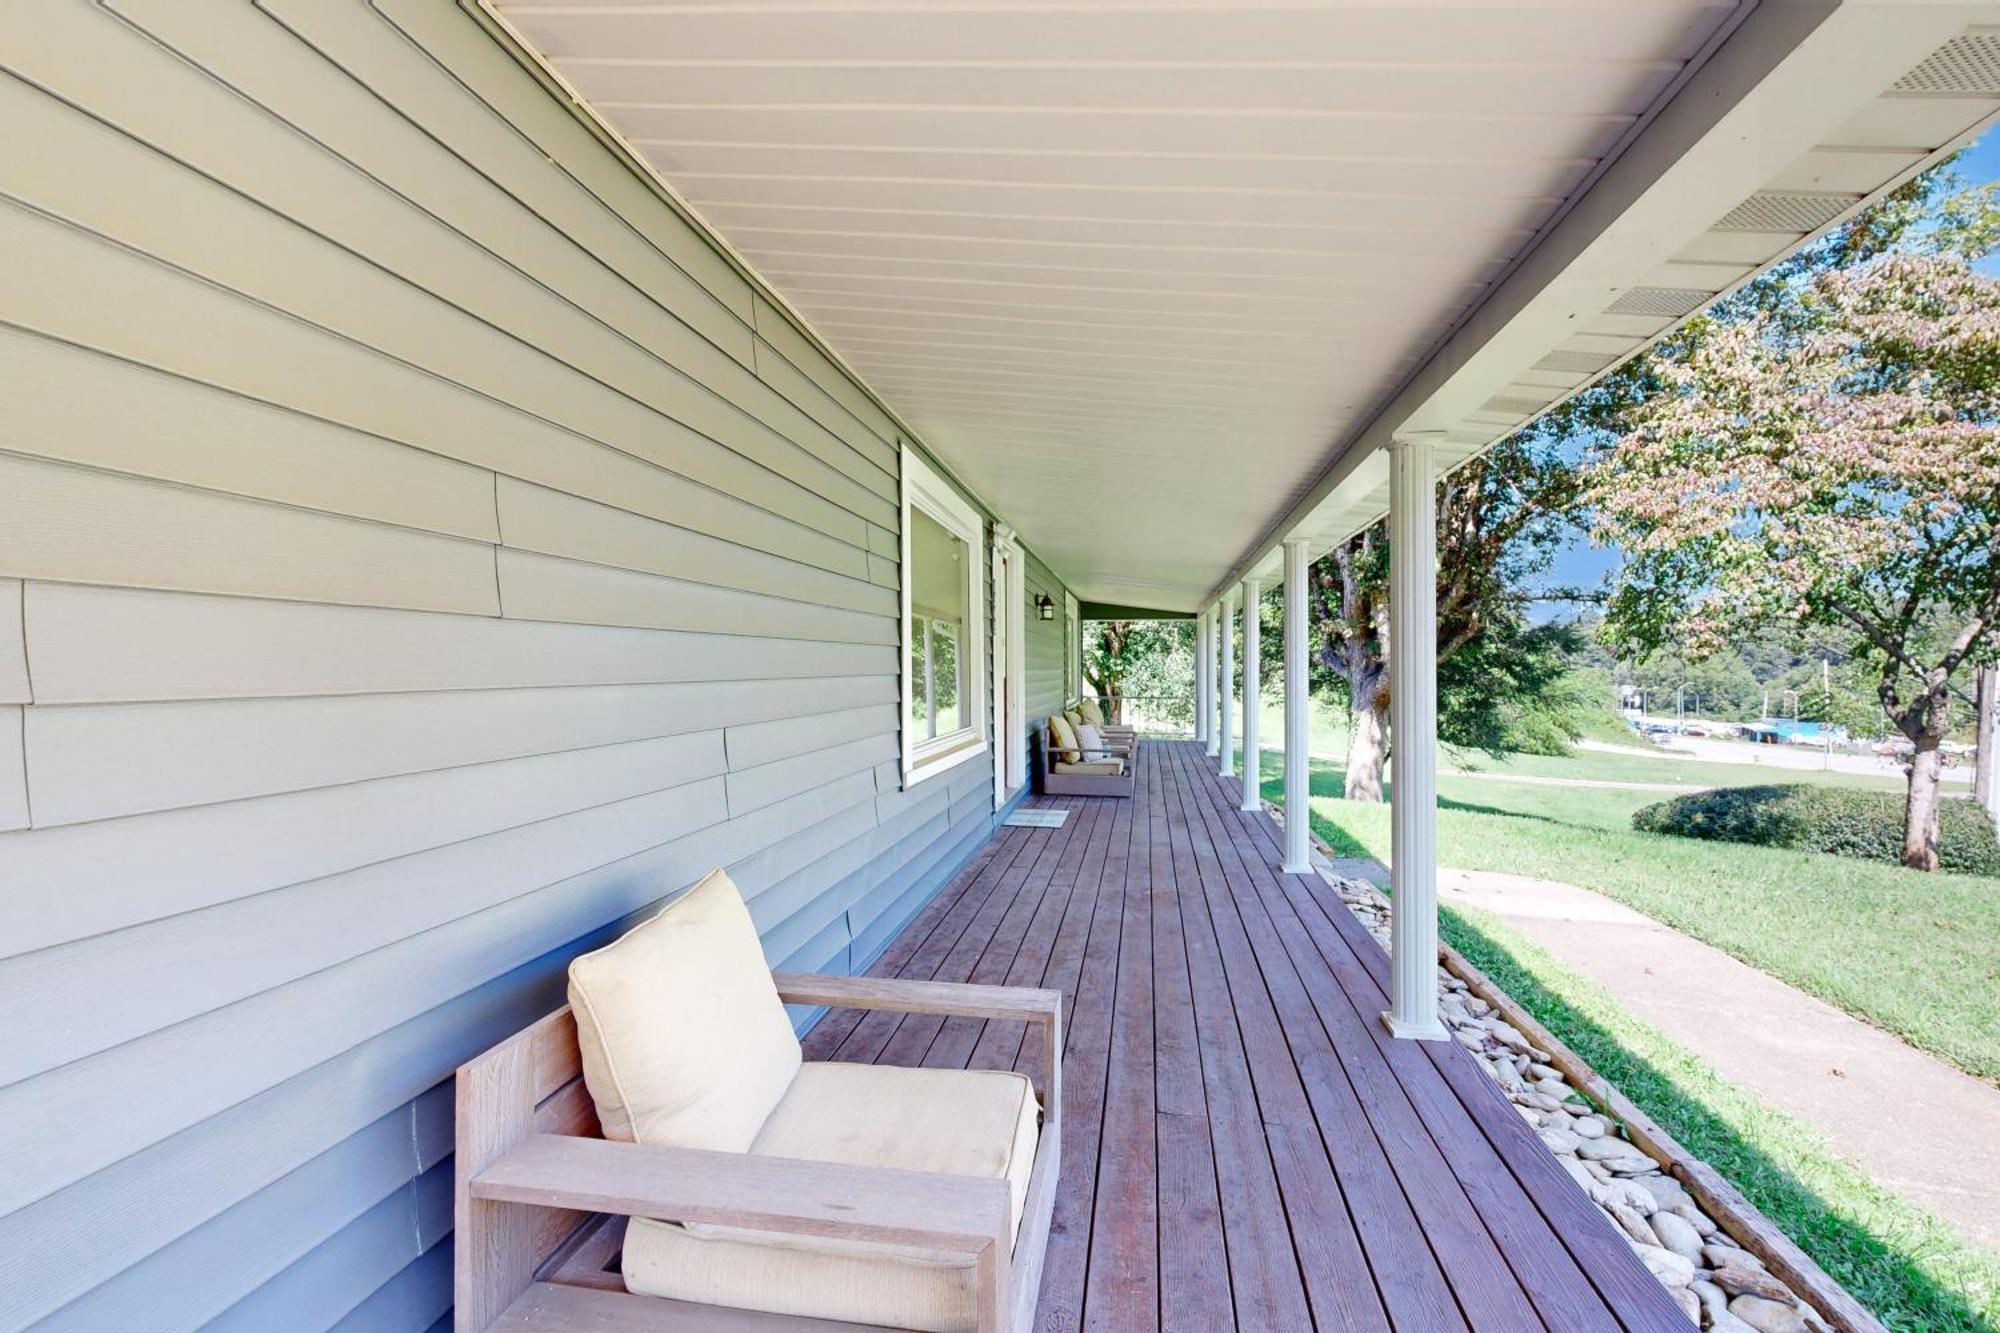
1713,1265,1796,1303
1612,1203,1662,1246
1636,1176,1692,1212
1730,1294,1809,1333
1577,1136,1647,1163
1703,1243,1762,1271
1318,869,1825,1331
1650,1210,1705,1265
1633,1243,1696,1288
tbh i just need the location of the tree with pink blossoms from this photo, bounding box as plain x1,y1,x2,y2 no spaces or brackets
1588,254,2000,869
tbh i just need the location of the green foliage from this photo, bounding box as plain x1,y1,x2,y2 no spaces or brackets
1439,622,1604,756
1633,783,2000,876
1081,618,1195,727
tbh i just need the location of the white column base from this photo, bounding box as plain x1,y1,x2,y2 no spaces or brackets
1380,1009,1451,1042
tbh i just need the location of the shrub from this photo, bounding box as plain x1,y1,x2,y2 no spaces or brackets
1632,783,2000,875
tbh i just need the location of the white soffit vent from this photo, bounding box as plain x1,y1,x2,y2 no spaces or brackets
1607,286,1714,318
1535,349,1618,375
1895,31,2000,95
1482,395,1552,418
1713,190,1860,233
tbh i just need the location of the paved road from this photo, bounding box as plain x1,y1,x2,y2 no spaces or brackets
1594,732,1973,786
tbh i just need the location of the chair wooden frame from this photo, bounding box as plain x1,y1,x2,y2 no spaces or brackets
454,972,1062,1333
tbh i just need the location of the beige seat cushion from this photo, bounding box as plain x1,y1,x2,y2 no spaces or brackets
567,868,799,1153
1047,713,1081,763
1053,759,1125,776
623,1061,1040,1333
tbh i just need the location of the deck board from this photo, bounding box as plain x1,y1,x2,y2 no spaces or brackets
813,741,1692,1333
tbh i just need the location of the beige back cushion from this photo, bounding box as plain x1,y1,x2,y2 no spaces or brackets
1075,697,1105,728
1047,713,1081,763
567,868,801,1153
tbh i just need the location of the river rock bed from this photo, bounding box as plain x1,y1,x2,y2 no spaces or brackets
1326,873,1831,1333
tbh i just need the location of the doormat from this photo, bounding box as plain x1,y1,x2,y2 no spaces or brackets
1003,808,1069,828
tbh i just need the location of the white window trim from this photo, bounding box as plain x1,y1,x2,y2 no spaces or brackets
1065,591,1081,702
900,444,988,786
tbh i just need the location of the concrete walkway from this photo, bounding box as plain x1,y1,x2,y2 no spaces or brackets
1436,867,2000,1258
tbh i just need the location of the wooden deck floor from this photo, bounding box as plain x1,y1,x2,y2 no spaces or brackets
802,739,1692,1333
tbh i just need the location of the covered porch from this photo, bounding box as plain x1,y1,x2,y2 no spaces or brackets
807,739,1689,1332
8,2,2000,1329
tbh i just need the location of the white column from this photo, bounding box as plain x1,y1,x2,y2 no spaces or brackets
1204,606,1221,757
1194,609,1210,745
1282,540,1313,872
1240,577,1262,810
1217,596,1236,779
1385,435,1447,1042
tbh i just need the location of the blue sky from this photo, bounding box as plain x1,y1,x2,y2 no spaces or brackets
1537,133,1997,616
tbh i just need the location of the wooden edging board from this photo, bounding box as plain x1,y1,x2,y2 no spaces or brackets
1297,822,1888,1333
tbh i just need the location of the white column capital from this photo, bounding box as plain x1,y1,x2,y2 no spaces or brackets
1388,428,1448,452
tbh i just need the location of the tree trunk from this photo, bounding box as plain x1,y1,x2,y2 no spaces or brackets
1882,663,1954,872
1346,685,1389,802
1903,738,1945,871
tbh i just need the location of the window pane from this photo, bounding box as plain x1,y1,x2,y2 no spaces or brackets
931,618,960,734
910,507,969,743
909,614,932,741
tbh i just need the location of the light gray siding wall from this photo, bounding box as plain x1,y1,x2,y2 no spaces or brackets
1024,549,1075,734
0,3,1069,1330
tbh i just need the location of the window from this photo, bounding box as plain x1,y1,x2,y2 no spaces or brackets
901,445,986,784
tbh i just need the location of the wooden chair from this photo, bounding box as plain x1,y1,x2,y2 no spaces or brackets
1037,726,1135,798
455,973,1062,1333
1067,699,1139,753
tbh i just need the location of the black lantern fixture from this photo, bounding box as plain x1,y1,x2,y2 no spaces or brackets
1035,594,1056,621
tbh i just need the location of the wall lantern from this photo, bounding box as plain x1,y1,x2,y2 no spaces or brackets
1035,594,1056,621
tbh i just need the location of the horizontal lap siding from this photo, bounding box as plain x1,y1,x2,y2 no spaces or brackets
0,3,1069,1329
1026,549,1073,730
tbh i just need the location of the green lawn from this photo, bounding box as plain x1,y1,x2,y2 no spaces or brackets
1445,907,2000,1332
1250,747,2000,1083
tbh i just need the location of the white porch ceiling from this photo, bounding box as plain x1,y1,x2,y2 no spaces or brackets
488,1,1999,613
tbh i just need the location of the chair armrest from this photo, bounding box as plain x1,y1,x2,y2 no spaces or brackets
469,1134,1009,1256
773,971,1059,1024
